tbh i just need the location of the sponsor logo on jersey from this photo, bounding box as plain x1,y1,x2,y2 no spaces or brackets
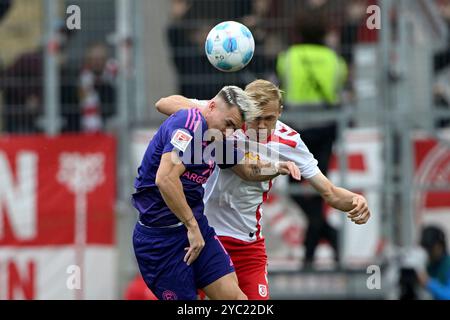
171,129,192,152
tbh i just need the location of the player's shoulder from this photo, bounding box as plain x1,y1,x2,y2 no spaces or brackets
170,108,190,121
167,108,205,133
274,120,297,136
271,120,302,148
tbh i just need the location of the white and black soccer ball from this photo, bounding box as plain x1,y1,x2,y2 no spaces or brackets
205,21,255,72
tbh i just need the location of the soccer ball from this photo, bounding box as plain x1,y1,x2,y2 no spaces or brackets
205,21,255,72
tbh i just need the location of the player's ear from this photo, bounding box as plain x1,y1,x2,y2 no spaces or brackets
279,104,284,116
208,100,216,112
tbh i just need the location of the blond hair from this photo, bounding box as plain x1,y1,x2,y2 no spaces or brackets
218,85,261,123
245,79,283,110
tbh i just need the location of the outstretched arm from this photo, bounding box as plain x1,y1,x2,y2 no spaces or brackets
309,172,370,225
155,95,203,116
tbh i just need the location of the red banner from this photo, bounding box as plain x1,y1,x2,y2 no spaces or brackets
0,134,117,299
414,132,450,238
0,134,116,246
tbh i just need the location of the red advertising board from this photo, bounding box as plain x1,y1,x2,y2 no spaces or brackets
0,134,117,299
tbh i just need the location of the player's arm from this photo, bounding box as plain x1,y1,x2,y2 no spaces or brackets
231,158,301,182
155,95,201,116
155,151,205,265
308,172,370,225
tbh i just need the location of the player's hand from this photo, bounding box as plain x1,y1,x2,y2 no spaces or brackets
184,222,205,266
276,161,301,181
347,196,370,225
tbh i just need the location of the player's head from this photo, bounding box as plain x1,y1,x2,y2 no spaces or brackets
245,79,283,142
204,86,259,138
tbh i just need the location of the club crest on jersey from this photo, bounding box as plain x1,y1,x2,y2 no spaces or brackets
244,152,260,162
258,284,268,297
162,290,178,300
171,129,193,152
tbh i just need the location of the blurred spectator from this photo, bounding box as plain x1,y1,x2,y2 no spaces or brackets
241,0,282,78
282,0,348,56
417,226,450,300
176,0,252,21
124,274,158,300
0,21,76,134
0,48,43,133
78,42,117,133
276,11,347,269
433,0,450,127
0,0,11,21
338,0,376,104
286,0,332,14
434,0,450,73
339,0,378,65
433,68,450,127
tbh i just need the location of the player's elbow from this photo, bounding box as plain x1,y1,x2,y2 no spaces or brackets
155,174,171,190
155,98,166,113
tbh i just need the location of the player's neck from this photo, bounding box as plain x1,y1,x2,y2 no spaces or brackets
199,105,207,117
199,107,209,127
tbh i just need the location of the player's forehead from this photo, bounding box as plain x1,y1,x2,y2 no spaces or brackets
260,100,280,115
224,106,243,128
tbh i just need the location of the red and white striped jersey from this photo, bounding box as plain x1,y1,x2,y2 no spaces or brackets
203,120,320,242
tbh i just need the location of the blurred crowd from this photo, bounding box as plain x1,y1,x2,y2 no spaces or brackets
0,0,117,134
434,0,450,126
1,0,450,134
166,0,450,127
167,0,379,101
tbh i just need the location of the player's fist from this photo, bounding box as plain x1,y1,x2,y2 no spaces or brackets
347,195,370,225
276,161,301,181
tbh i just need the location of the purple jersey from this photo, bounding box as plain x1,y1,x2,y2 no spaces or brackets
132,109,239,227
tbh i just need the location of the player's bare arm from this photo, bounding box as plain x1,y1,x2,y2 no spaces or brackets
155,151,205,265
308,172,370,225
232,158,301,182
155,95,200,116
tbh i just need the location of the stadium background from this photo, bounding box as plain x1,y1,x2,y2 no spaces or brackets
0,0,449,299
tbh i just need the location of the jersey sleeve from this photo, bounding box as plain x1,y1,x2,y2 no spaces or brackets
161,109,203,168
278,135,321,179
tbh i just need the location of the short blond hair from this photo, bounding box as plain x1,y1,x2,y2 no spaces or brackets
245,79,283,110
